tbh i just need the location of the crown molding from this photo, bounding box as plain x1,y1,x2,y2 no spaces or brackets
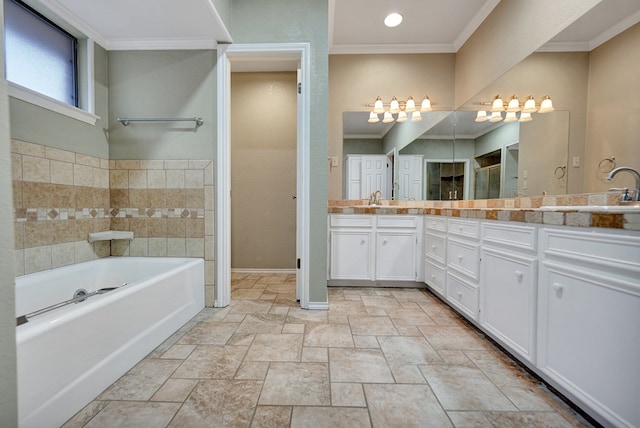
330,43,455,55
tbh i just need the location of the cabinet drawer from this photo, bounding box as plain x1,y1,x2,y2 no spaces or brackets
447,238,480,281
542,228,640,275
425,216,447,233
424,260,445,297
425,233,446,265
330,215,374,228
482,222,537,252
448,219,480,239
377,215,418,228
446,271,478,320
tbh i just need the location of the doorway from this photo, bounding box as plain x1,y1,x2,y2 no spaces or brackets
216,43,311,309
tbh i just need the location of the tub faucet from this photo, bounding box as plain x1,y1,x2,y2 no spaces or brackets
607,166,640,201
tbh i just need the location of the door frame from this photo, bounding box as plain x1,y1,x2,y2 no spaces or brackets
216,43,311,308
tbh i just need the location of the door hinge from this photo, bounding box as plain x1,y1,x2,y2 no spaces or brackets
297,258,301,269
297,83,302,94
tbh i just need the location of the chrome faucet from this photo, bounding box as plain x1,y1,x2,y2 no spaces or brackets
607,166,640,201
369,190,382,206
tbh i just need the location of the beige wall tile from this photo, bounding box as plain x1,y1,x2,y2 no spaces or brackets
205,211,214,236
76,153,100,167
205,186,214,211
205,285,215,307
14,222,24,250
94,168,109,189
140,160,164,170
186,218,204,238
22,182,52,208
100,159,110,169
129,189,148,208
130,238,149,256
25,221,53,247
25,246,52,274
23,155,51,183
51,160,74,185
205,236,214,261
166,170,185,189
75,218,94,241
188,160,210,169
167,238,186,256
115,160,140,170
94,240,111,258
51,183,75,208
186,238,204,257
110,240,130,256
110,170,129,189
185,170,204,189
109,160,117,169
75,241,96,262
185,189,204,208
149,218,167,237
110,189,129,208
12,153,22,180
74,164,94,187
166,218,186,237
149,238,167,256
204,162,214,186
148,189,167,208
165,160,189,169
110,217,130,232
166,189,186,207
52,242,76,268
129,218,149,237
147,170,167,188
12,139,44,156
129,170,148,189
13,181,23,209
75,186,94,208
52,219,75,244
93,188,110,209
45,147,75,163
14,250,25,276
205,260,214,284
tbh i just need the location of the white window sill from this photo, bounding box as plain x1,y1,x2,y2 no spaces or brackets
8,82,100,125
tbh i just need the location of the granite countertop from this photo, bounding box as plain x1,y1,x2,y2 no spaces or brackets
327,198,640,231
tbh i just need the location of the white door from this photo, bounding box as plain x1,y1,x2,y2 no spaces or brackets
361,155,387,199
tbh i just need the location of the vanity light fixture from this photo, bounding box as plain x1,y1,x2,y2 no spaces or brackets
489,111,503,122
506,95,521,112
479,94,554,123
384,12,403,27
504,111,518,123
518,112,533,122
538,95,555,113
367,95,432,124
475,110,488,122
522,95,537,113
491,95,505,112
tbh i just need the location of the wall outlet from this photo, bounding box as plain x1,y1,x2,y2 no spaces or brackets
572,156,581,167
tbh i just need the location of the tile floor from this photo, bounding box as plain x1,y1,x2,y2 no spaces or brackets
63,273,593,427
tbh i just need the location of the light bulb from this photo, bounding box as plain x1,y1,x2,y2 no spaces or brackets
507,96,520,112
397,111,408,122
384,12,403,27
373,97,385,114
420,96,432,112
411,111,422,121
475,110,488,122
538,96,554,113
382,111,394,123
491,95,504,112
489,111,503,122
504,111,517,122
389,97,400,114
405,96,416,112
519,112,533,122
522,96,537,113
368,111,380,123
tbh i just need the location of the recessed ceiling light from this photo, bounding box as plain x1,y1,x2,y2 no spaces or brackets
384,12,403,28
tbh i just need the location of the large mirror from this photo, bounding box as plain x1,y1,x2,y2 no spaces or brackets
342,109,569,200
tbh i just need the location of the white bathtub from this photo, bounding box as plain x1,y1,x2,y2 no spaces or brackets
15,257,205,428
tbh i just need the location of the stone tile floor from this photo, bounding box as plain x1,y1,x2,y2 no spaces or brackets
63,273,594,427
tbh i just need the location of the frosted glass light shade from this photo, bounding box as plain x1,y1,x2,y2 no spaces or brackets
519,112,533,122
405,96,416,112
522,96,537,113
504,111,517,122
382,111,394,123
384,12,403,27
489,111,503,122
538,96,554,113
475,110,488,122
411,111,422,121
397,111,408,122
420,96,432,112
373,97,385,114
368,111,380,123
389,97,400,114
491,95,504,112
507,96,520,112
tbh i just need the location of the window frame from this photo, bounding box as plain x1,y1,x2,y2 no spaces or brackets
4,0,99,125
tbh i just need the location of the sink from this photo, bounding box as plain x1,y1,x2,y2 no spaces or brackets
539,205,640,212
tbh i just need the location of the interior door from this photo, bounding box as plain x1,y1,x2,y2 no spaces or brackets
362,155,387,199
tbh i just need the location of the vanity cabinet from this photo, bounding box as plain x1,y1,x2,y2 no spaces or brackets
424,216,447,297
537,227,640,428
480,222,538,363
446,218,480,320
328,215,374,280
328,214,421,283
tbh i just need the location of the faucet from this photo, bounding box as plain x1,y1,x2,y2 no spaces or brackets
607,166,640,201
369,190,382,206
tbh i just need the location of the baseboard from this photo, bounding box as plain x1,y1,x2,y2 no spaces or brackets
231,268,296,274
307,302,329,310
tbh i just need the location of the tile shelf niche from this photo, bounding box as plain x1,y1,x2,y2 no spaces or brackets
87,231,134,243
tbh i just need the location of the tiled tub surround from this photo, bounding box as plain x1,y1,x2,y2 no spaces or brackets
11,139,215,306
328,196,640,231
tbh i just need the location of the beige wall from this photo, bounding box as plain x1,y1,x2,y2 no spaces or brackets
455,0,600,108
329,54,456,199
231,72,297,269
585,22,640,193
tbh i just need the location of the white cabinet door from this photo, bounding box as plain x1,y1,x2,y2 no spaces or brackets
480,247,537,363
329,230,374,280
376,230,417,281
362,155,387,199
538,262,640,428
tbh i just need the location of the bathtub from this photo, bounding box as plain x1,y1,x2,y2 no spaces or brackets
15,257,205,428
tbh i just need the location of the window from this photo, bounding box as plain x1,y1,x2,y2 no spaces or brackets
4,0,78,107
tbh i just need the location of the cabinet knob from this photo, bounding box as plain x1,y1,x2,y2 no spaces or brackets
360,239,366,245
459,226,464,232
383,239,388,245
457,255,463,263
456,291,463,300
431,245,437,250
514,271,523,283
431,275,436,281
552,282,564,298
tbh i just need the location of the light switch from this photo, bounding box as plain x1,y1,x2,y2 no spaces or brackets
572,156,581,167
523,180,528,190
331,157,339,167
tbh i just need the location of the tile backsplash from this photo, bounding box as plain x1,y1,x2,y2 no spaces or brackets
12,139,215,306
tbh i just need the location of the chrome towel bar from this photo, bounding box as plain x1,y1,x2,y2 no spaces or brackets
117,117,204,127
